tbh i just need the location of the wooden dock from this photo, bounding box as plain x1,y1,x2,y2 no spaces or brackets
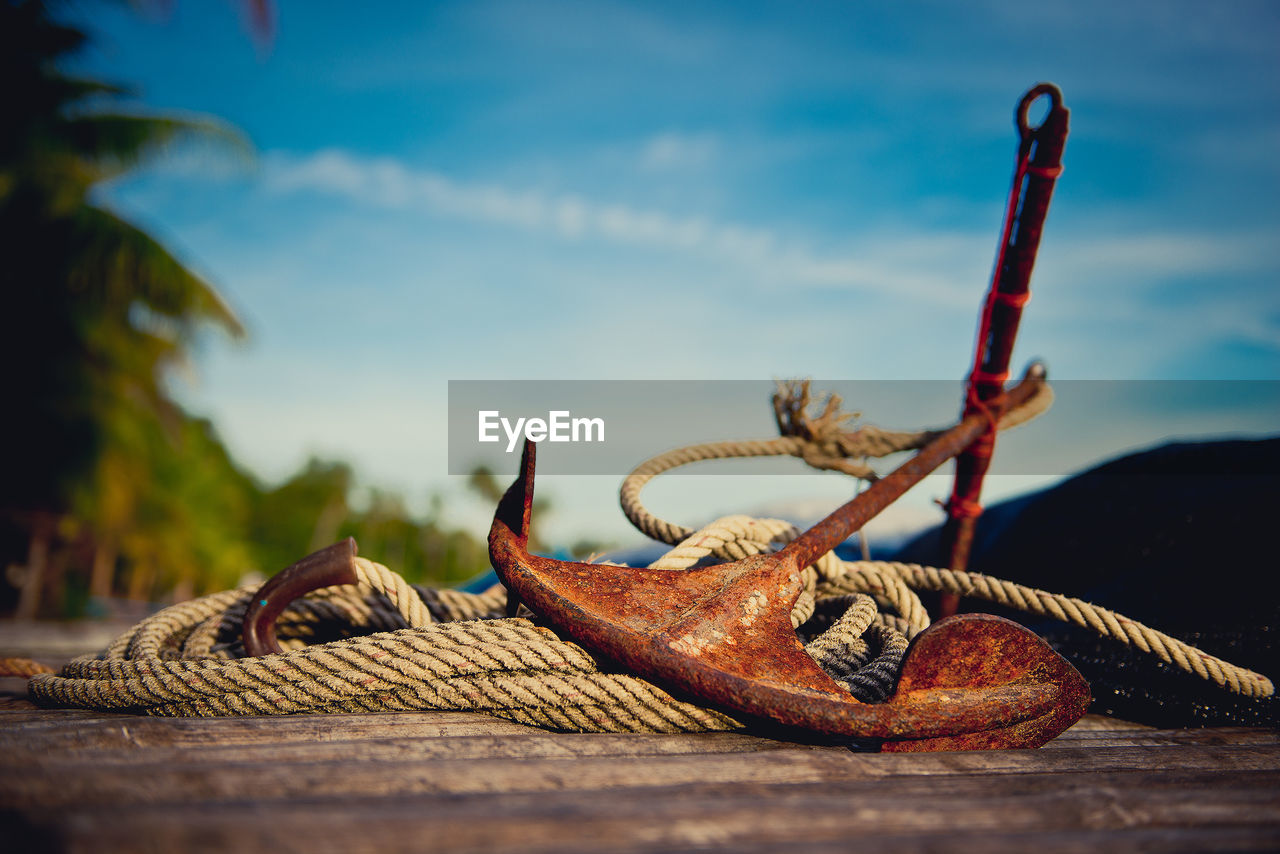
3,636,1280,852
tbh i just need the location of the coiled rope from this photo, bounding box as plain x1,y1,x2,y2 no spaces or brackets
21,382,1273,728
24,543,905,729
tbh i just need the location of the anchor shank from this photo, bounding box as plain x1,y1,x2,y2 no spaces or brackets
780,369,1043,572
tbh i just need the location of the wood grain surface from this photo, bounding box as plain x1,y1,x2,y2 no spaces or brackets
3,692,1279,854
3,622,1279,854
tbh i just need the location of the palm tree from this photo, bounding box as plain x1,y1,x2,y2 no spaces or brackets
1,0,247,616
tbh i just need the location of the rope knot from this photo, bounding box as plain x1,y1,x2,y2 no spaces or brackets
772,380,878,479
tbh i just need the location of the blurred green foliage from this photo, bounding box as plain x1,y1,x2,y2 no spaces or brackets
0,1,492,617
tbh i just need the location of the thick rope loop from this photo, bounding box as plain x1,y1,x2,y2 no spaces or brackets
353,557,432,628
620,381,1053,547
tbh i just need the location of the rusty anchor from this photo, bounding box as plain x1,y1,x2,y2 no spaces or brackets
487,84,1084,750
242,385,1090,750
241,387,1089,751
246,83,1088,749
489,366,1089,752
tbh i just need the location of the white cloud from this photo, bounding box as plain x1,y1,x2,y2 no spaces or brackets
255,148,1278,360
1046,231,1276,280
1031,228,1279,346
258,148,976,302
640,131,719,170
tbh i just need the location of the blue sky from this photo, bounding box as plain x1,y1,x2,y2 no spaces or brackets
71,1,1280,548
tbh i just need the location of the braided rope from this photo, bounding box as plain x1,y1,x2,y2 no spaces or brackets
28,540,902,725
29,581,742,729
620,382,1053,545
802,594,908,701
0,657,56,677
823,562,1274,698
354,557,432,627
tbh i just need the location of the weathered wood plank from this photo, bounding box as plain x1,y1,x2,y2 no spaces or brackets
0,729,823,765
0,680,42,710
689,830,1280,854
2,716,1274,766
10,814,1277,854
0,708,885,741
1041,727,1280,748
8,772,1279,854
0,708,546,738
5,687,1278,853
4,742,1279,808
3,705,1271,749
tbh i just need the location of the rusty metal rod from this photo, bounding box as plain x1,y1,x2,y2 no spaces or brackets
243,538,359,656
781,365,1045,574
938,83,1069,617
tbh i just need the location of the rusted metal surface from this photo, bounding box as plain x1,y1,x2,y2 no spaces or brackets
242,538,360,657
489,369,1089,751
939,83,1070,617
